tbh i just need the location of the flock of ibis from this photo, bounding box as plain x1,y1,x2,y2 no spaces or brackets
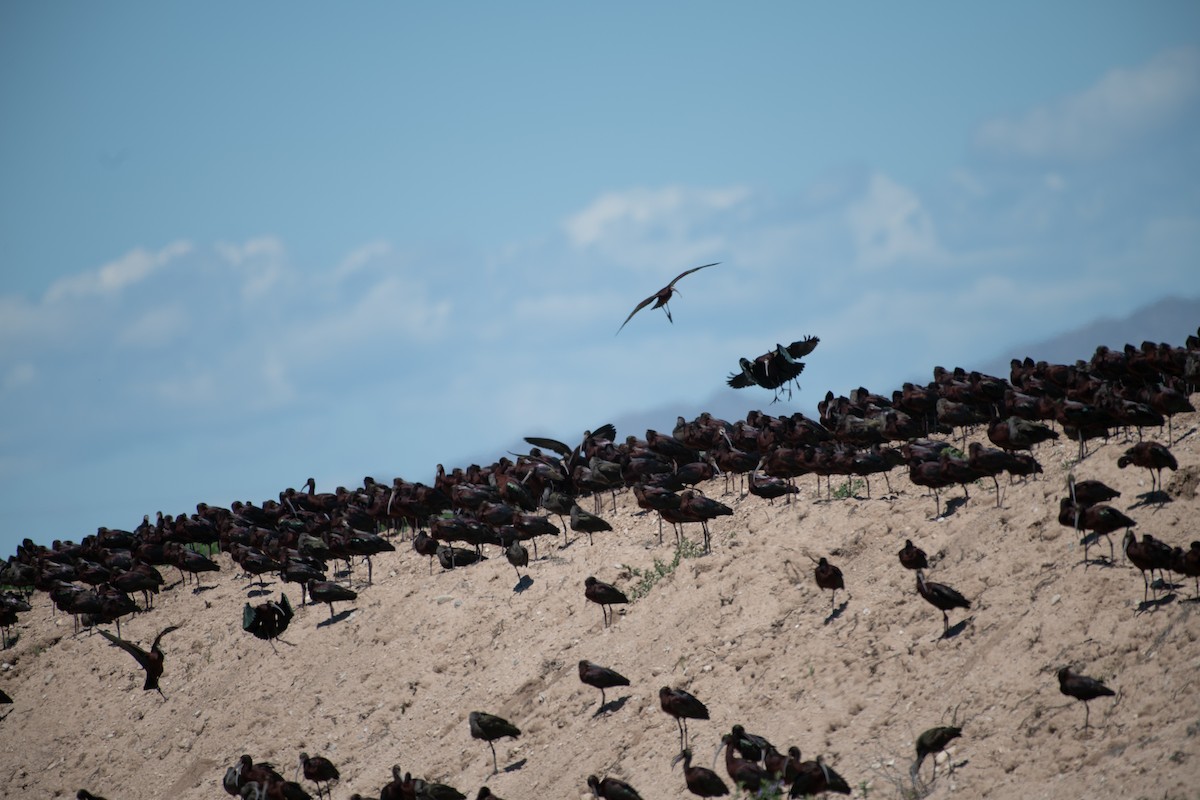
2,277,1198,799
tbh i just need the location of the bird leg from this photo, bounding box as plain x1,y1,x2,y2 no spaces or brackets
490,741,499,774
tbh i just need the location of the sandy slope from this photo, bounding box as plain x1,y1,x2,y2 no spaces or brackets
2,409,1198,800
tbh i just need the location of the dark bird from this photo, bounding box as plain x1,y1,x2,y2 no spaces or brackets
571,504,614,545
911,725,962,783
727,724,772,763
1070,479,1121,507
587,774,643,800
915,570,970,638
97,624,180,698
585,576,628,627
77,792,108,800
469,711,521,774
1060,498,1135,564
306,579,357,620
499,530,529,581
727,336,820,401
660,686,709,751
579,659,631,709
476,789,506,800
672,747,730,797
898,539,928,571
243,593,294,646
1117,441,1178,494
813,556,844,613
1058,666,1115,730
298,752,339,800
714,733,767,793
788,755,851,797
616,262,719,334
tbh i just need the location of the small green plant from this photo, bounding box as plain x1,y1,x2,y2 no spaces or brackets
831,479,866,500
624,540,704,600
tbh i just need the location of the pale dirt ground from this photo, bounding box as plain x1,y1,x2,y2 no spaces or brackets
1,407,1199,800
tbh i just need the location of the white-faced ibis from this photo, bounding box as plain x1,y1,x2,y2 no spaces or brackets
672,747,730,797
571,505,613,545
660,686,709,751
1060,498,1134,564
469,711,521,774
298,752,339,800
585,576,628,627
788,755,851,797
97,624,180,698
616,262,719,334
1058,666,1115,729
813,557,844,612
1117,441,1178,494
412,776,465,800
713,733,766,792
898,539,928,571
915,570,970,638
498,530,528,580
306,579,357,620
911,725,962,784
243,593,294,647
476,789,506,800
1175,541,1200,597
728,724,772,763
587,774,644,800
579,659,631,709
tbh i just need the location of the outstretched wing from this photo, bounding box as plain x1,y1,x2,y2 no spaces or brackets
98,629,152,672
664,262,719,289
151,624,180,650
616,294,658,335
727,371,755,389
523,436,573,459
785,335,820,359
590,423,616,442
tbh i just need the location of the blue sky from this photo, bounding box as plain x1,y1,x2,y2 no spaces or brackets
2,3,1198,555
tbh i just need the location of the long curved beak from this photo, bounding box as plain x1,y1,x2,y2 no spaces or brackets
712,738,726,769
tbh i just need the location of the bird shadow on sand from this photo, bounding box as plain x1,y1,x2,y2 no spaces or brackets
823,600,850,626
245,587,273,598
513,575,534,594
937,618,972,641
1129,491,1172,510
938,497,969,519
593,696,631,718
502,758,527,773
316,608,357,628
1136,594,1176,614
191,585,217,595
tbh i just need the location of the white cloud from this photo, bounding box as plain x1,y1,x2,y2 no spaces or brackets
563,185,750,269
974,47,1200,160
845,173,942,269
44,240,192,302
118,306,189,348
333,239,392,280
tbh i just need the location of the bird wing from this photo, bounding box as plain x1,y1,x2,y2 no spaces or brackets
591,423,617,442
242,603,258,633
785,336,820,359
727,371,754,389
98,629,152,672
151,624,181,650
664,262,719,289
616,294,658,335
523,436,573,459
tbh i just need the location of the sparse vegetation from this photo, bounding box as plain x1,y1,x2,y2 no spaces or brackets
623,539,704,600
832,479,866,500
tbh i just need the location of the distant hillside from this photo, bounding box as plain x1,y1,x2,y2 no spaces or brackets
977,294,1200,377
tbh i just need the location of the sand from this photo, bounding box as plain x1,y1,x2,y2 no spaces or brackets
1,408,1198,800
